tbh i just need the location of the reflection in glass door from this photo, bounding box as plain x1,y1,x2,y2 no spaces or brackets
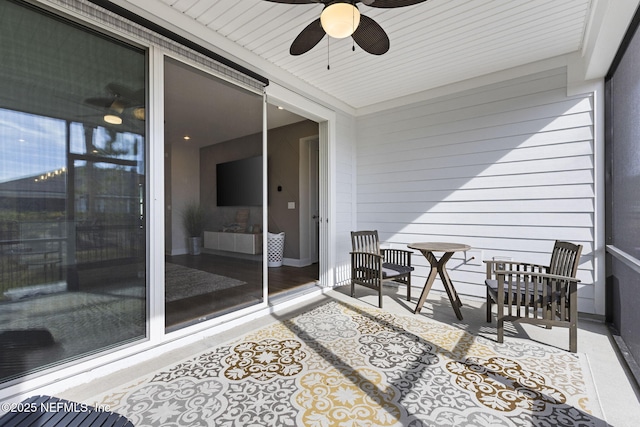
163,58,264,331
0,0,146,383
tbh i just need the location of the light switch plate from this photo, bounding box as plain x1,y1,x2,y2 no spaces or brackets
288,202,295,209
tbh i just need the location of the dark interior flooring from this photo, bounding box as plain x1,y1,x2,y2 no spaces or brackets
165,253,319,331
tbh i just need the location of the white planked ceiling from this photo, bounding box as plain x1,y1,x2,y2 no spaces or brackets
144,0,595,109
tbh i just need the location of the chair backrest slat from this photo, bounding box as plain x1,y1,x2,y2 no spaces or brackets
548,240,583,278
351,230,380,254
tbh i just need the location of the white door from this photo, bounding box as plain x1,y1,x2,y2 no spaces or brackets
299,135,320,266
309,137,319,263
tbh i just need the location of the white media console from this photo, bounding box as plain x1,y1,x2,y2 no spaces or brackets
204,231,263,255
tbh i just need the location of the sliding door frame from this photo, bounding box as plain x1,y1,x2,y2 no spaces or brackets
159,51,269,333
265,84,337,292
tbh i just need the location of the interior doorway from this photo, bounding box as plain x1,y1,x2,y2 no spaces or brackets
302,135,320,265
266,123,320,298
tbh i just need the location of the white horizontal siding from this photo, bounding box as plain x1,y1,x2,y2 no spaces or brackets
357,183,594,203
358,212,594,227
334,111,357,284
360,199,594,213
355,67,596,313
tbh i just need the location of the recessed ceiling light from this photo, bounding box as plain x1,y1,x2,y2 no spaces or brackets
183,135,191,140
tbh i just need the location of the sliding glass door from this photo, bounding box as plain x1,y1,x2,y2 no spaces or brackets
0,0,146,383
163,58,264,331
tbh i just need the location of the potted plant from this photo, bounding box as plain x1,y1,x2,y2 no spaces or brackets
181,201,206,255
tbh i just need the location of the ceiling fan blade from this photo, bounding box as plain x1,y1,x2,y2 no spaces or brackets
362,0,428,8
352,15,389,55
85,96,132,111
106,83,145,105
290,18,326,55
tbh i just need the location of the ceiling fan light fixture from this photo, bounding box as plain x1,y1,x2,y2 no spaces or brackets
104,114,122,125
133,107,145,121
110,100,126,114
321,3,360,39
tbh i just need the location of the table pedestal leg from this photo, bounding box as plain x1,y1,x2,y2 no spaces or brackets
414,251,464,320
438,258,464,320
414,255,439,314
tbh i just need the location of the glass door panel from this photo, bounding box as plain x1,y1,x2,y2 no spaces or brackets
163,58,264,331
0,0,146,383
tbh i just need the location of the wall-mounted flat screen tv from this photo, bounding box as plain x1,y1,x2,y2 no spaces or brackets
216,155,263,206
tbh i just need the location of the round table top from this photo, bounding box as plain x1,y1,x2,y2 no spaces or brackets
407,242,471,252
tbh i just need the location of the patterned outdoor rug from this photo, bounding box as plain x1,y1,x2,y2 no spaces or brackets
91,300,605,426
165,263,246,302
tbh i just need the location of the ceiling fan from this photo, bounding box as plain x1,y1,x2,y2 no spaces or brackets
84,83,145,125
264,0,428,55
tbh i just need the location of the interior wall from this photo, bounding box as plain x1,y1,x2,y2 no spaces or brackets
267,120,318,260
169,142,201,255
198,120,317,260
355,67,598,314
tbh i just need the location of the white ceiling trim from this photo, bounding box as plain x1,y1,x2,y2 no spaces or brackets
580,0,640,80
